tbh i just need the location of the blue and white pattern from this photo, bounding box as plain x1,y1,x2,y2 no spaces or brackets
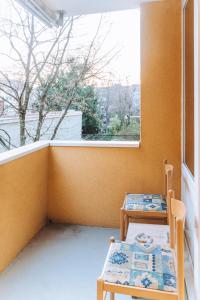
109,252,129,265
103,241,176,292
125,194,167,212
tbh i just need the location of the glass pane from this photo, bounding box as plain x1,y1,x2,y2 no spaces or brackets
184,0,194,176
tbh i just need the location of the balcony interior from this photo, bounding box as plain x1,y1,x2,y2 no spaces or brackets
0,138,188,299
0,0,197,299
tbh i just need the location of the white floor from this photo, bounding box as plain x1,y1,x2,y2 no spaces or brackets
0,224,188,300
0,224,129,300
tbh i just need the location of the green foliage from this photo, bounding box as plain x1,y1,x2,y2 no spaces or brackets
31,58,140,139
32,59,83,112
32,63,102,135
117,117,140,138
72,86,102,134
108,115,121,134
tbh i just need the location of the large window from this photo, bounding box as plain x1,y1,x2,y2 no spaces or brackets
0,1,140,152
184,0,194,176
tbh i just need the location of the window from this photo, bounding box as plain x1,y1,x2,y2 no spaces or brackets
0,1,140,152
184,0,194,175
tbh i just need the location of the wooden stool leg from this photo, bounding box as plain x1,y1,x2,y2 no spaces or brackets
124,214,129,239
110,292,115,300
97,279,104,300
120,209,125,240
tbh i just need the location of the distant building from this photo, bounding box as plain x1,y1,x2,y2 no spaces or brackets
96,84,140,133
0,110,82,152
96,84,140,115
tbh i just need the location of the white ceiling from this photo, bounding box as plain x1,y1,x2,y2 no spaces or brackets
17,0,161,27
40,0,159,16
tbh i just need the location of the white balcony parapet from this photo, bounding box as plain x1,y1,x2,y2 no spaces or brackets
0,139,140,165
0,141,50,165
50,140,140,148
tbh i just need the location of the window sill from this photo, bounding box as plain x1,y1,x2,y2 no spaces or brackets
50,140,140,148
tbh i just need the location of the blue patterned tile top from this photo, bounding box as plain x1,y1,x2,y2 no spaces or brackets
125,194,167,212
103,241,176,292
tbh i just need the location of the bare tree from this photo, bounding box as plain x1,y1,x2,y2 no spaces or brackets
0,129,12,150
0,1,118,147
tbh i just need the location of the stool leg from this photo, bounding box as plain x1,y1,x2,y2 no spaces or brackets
110,292,115,300
120,209,124,240
97,279,104,300
124,214,128,239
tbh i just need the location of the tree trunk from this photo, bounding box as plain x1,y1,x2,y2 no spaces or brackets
50,100,72,140
19,112,26,146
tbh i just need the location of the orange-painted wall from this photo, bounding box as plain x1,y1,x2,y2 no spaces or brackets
0,0,182,273
48,0,182,227
0,148,48,271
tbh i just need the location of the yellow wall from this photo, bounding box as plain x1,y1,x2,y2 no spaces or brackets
0,148,48,271
48,0,182,227
0,0,182,272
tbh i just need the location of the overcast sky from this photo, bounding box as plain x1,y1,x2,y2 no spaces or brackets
0,0,140,85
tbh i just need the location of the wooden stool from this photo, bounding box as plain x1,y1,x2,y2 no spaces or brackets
97,197,185,300
120,160,174,240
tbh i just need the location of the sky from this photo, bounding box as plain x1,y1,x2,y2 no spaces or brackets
0,0,140,85
74,9,141,85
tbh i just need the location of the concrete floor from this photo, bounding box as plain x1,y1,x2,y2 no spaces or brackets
0,225,130,300
0,224,188,300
